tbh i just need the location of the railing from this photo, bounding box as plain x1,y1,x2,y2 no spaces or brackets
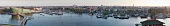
19,14,29,26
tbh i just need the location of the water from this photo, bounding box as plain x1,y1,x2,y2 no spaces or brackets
0,13,169,26
0,14,11,24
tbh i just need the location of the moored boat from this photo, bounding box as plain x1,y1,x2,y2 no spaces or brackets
119,15,129,19
96,15,105,18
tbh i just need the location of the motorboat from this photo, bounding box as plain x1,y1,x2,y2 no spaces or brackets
131,14,139,17
140,15,148,18
96,15,105,18
107,14,113,17
119,15,129,19
114,15,121,18
57,13,63,15
52,12,63,15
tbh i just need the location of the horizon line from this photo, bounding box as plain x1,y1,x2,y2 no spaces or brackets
0,5,170,7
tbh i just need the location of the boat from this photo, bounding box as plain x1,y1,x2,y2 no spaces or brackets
96,15,105,18
45,12,52,15
40,14,43,15
140,16,147,18
135,23,142,26
166,13,170,18
51,12,57,14
113,14,117,16
119,17,129,19
131,14,139,17
107,14,113,17
140,15,148,18
114,15,121,18
44,12,49,14
57,13,63,15
103,16,108,19
155,14,166,19
56,12,63,15
119,15,129,19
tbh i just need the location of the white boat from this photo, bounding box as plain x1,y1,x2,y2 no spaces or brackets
155,13,166,19
114,15,121,18
107,14,113,17
96,15,105,18
57,12,63,15
131,14,139,17
119,15,129,19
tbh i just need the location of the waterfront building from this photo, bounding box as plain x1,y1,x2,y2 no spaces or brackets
33,8,42,12
140,19,165,26
148,7,167,19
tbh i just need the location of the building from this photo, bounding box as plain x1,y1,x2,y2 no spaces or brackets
148,7,167,18
33,8,42,12
140,19,165,26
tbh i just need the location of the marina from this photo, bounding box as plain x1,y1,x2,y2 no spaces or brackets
0,12,169,26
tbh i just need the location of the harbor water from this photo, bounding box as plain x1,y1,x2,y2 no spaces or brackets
0,13,169,26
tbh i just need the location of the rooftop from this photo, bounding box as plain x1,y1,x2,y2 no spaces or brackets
140,20,164,25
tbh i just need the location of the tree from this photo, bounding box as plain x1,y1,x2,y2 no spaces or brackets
148,9,157,18
103,11,111,15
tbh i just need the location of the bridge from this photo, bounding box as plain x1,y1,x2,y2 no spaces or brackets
9,7,32,26
19,14,29,26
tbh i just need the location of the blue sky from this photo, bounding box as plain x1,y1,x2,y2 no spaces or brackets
0,0,169,6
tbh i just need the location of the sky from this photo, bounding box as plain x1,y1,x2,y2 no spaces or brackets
0,0,170,6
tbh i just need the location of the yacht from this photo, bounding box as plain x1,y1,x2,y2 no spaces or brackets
119,15,129,19
131,14,139,17
114,15,121,18
57,12,63,15
107,14,113,17
140,15,148,18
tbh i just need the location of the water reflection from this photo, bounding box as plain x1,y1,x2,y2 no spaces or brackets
9,15,23,26
1,13,170,26
6,13,33,26
96,17,107,19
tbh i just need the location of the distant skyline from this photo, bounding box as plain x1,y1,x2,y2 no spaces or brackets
0,0,170,6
